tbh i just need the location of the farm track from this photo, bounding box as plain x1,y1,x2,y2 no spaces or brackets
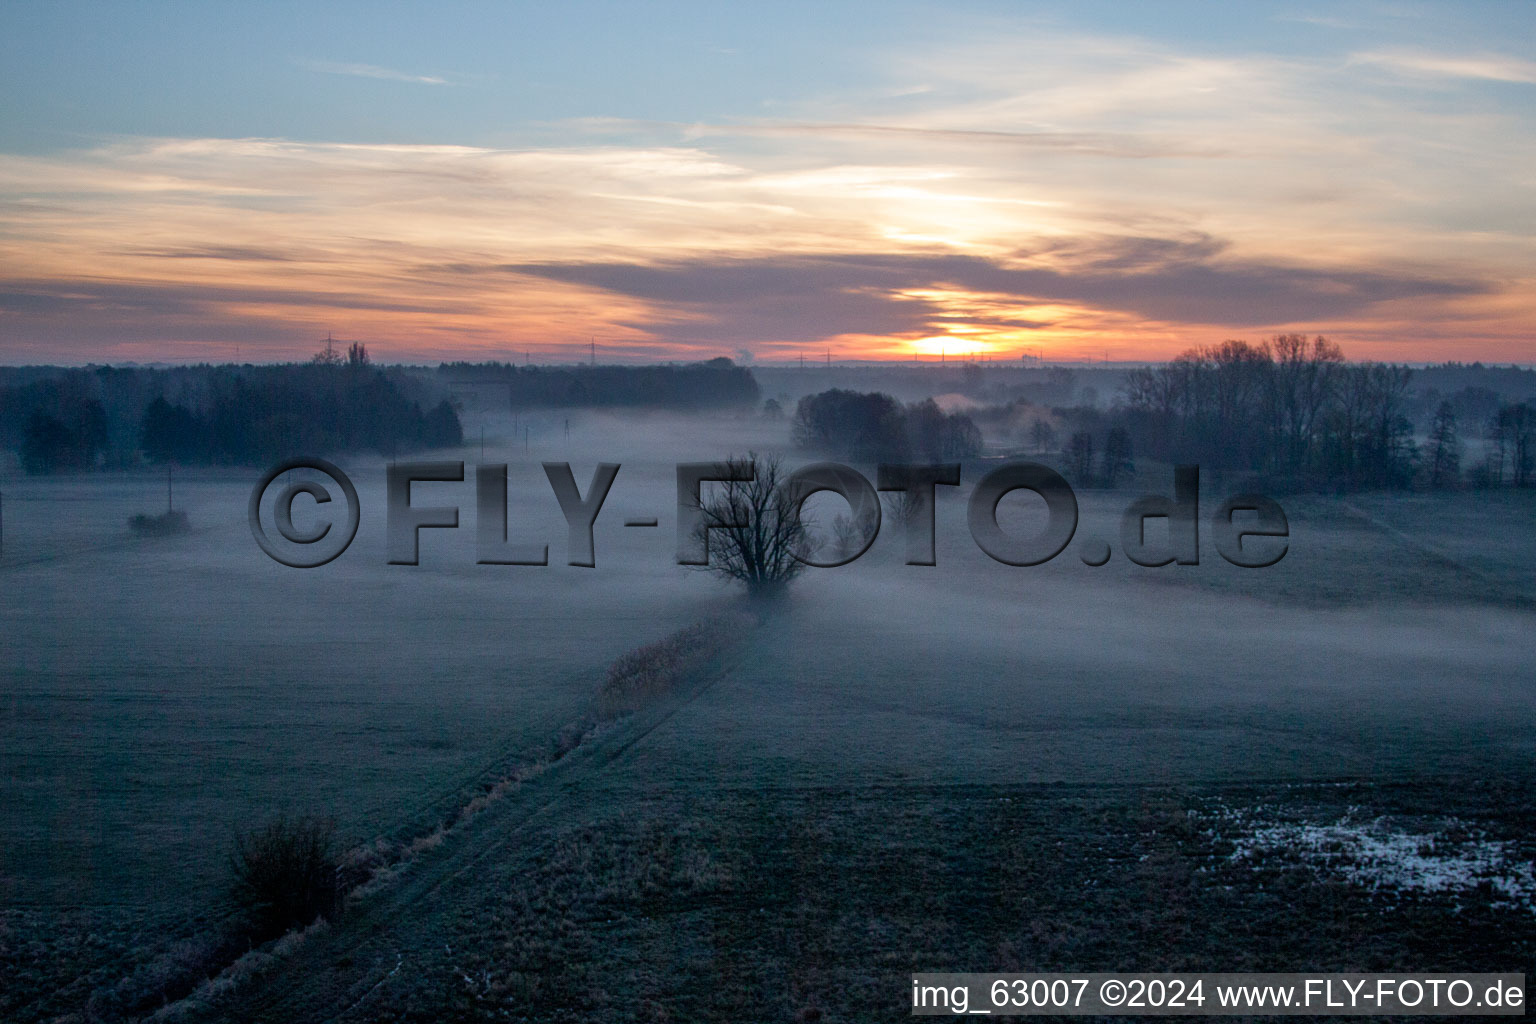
203,633,752,1024
1,692,595,1024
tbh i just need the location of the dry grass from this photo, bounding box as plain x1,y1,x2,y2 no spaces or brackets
145,920,330,1023
597,615,747,718
318,780,1536,1022
9,616,750,1023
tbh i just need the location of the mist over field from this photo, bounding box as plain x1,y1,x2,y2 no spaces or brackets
5,1,1536,1017
3,373,1534,1020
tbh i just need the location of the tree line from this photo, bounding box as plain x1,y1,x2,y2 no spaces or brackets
437,357,760,411
790,389,983,462
3,356,463,474
1121,335,1534,490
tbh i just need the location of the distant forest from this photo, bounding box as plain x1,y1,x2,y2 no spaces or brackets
0,346,462,474
776,341,1534,493
0,353,760,475
3,340,1532,493
436,358,759,411
963,338,1535,492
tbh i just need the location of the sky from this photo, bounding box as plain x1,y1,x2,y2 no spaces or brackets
0,1,1533,365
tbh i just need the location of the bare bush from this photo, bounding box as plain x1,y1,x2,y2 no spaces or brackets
128,509,191,536
229,814,340,939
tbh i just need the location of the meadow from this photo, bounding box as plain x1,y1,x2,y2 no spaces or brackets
2,410,1533,1021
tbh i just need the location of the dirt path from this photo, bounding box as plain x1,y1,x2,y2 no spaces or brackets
193,632,752,1023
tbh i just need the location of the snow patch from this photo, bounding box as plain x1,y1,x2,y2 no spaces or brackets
1206,806,1536,912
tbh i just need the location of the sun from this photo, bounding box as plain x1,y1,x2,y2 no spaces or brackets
906,333,1005,359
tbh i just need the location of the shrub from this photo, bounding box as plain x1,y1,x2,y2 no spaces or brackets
129,509,191,536
229,815,341,939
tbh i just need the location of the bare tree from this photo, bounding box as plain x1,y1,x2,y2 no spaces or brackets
1491,402,1536,488
1066,431,1096,484
830,506,878,562
1027,417,1056,453
1271,333,1342,469
881,485,924,526
1427,401,1461,489
687,452,810,600
1101,426,1134,487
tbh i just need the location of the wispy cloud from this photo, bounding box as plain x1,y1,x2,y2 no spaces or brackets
299,59,448,86
1351,49,1536,85
1273,13,1355,30
692,121,1232,159
4,15,1535,364
122,245,301,262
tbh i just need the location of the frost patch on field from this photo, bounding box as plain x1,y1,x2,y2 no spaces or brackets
1205,806,1536,912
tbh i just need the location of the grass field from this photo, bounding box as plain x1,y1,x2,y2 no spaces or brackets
3,412,1534,1021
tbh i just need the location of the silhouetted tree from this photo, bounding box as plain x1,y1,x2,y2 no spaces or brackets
1320,363,1416,489
1271,333,1344,470
1101,426,1134,486
140,397,204,463
688,452,808,601
881,485,924,526
792,389,907,461
1124,338,1419,490
830,507,878,563
1490,402,1535,487
1067,431,1096,483
1027,417,1056,453
793,390,981,462
1449,385,1501,431
20,411,75,474
423,399,464,448
20,400,107,474
1427,401,1460,489
905,398,982,461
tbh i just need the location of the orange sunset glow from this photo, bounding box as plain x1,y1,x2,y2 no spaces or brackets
2,5,1533,365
